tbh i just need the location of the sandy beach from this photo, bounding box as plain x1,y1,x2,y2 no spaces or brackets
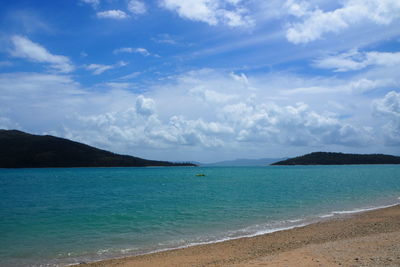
80,204,400,267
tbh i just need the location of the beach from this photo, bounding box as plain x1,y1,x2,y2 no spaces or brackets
81,204,400,267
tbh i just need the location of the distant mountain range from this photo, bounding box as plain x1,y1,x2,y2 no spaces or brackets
202,158,287,166
272,152,400,165
0,130,195,168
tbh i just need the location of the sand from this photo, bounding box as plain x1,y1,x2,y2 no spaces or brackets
80,205,400,267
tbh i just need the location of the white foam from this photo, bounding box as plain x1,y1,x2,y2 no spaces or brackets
319,213,334,218
331,203,399,215
66,201,400,266
143,222,309,256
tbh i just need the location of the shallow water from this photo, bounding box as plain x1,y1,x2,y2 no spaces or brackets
0,165,399,266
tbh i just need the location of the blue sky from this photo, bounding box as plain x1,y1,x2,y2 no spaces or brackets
0,0,399,162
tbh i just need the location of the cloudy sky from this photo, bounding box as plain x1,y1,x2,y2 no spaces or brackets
0,0,399,162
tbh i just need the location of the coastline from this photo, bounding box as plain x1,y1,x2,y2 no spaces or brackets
79,204,400,267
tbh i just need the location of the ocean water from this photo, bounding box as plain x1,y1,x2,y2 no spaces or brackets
0,165,400,266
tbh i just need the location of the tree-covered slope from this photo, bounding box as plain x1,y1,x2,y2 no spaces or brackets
0,130,195,168
271,152,400,165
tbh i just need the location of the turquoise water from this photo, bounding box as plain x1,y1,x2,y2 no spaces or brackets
0,165,400,266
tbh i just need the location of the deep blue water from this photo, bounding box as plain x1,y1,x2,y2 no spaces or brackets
0,165,399,266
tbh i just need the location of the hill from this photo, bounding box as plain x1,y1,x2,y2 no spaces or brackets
203,158,287,166
271,152,400,165
0,129,195,168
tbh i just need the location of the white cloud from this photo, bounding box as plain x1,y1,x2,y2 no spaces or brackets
80,0,100,8
313,49,400,72
347,79,394,94
113,47,151,56
97,10,129,19
286,0,400,44
118,71,141,80
285,0,310,17
152,34,179,45
135,48,151,56
157,116,233,147
86,64,113,75
102,82,132,90
160,0,253,27
127,0,147,15
9,35,74,73
374,91,400,117
0,73,81,97
189,86,238,103
373,91,400,145
281,78,395,95
221,101,371,146
1,68,396,161
136,95,155,116
85,61,127,75
230,72,249,86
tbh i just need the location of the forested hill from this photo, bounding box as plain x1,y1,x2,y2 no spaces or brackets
271,152,400,165
0,130,195,168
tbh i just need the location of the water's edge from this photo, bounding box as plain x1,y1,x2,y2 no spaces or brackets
68,201,400,267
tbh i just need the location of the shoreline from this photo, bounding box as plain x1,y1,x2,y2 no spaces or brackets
79,204,400,267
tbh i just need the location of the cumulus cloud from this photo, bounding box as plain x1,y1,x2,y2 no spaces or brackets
230,72,249,85
127,0,147,15
374,91,400,117
145,115,233,147
221,101,371,146
97,10,129,19
65,94,233,150
135,95,155,115
9,35,74,73
160,0,253,27
113,47,151,56
373,91,400,145
286,0,400,44
0,68,391,161
189,86,238,103
313,49,400,72
85,61,127,75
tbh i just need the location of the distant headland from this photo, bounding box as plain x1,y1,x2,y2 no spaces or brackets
0,130,196,168
271,152,400,165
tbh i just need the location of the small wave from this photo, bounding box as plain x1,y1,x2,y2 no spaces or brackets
331,203,399,215
65,201,400,266
287,219,303,223
319,213,334,218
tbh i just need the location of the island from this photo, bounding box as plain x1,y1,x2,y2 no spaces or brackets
0,129,196,168
271,152,400,165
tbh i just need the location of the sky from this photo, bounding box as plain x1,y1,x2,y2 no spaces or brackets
0,0,399,163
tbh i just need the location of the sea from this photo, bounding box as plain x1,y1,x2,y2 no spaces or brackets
1,165,400,266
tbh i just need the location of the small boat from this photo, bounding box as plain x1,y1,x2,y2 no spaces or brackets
196,173,206,177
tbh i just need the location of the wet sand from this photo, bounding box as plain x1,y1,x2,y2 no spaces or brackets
81,205,400,266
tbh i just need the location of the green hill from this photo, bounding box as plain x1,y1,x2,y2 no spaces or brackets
271,152,400,165
0,129,195,168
